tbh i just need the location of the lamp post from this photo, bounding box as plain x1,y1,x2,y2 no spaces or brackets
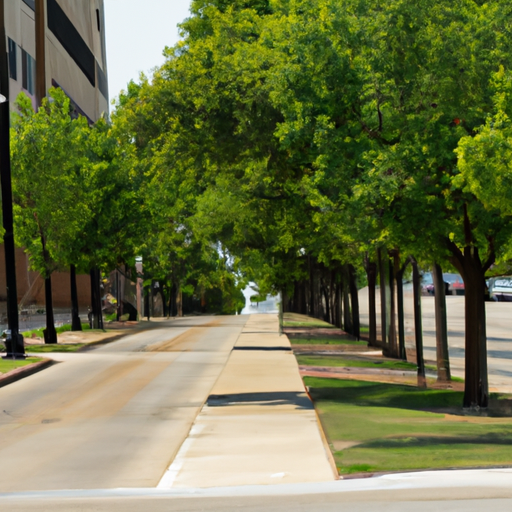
0,3,25,359
135,257,143,321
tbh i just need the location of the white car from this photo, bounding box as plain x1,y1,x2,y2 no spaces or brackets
487,276,512,302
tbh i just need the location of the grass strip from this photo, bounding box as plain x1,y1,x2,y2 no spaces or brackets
298,354,417,371
0,357,42,374
25,344,86,353
22,323,91,339
290,337,367,346
283,312,336,329
305,377,512,475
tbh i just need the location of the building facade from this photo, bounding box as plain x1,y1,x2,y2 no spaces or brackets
2,0,108,309
6,0,108,120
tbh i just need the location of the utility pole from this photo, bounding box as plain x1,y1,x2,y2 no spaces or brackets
35,0,46,107
0,0,25,358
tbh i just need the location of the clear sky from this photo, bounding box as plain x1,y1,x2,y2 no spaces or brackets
104,0,192,104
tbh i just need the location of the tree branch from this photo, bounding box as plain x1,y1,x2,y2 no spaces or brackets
445,237,465,275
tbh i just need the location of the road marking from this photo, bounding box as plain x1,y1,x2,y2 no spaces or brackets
157,422,205,489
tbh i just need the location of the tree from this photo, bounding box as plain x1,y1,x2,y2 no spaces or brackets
11,89,90,343
109,0,512,408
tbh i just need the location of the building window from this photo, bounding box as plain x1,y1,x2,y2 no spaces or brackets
8,38,17,80
47,0,95,86
22,50,35,95
96,9,101,31
22,0,35,11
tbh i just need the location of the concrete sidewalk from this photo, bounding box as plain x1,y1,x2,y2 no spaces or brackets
158,314,337,488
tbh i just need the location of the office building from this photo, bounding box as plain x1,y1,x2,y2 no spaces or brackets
2,0,108,310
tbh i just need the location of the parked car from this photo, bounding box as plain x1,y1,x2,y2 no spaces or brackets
421,272,465,296
487,276,512,302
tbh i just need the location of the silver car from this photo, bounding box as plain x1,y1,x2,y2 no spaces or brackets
487,276,512,302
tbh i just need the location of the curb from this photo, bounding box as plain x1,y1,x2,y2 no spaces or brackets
304,384,340,480
77,332,134,351
0,358,54,389
77,322,162,351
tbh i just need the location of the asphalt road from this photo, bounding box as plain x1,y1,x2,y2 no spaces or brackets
0,315,247,493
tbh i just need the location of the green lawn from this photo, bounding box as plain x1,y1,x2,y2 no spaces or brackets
283,313,336,329
25,344,86,353
290,337,367,346
22,323,91,339
297,354,417,371
0,357,42,374
306,377,512,475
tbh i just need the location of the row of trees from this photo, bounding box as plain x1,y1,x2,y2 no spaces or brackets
106,0,512,409
9,0,512,408
9,88,245,343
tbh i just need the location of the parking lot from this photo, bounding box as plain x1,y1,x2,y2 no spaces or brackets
359,287,512,393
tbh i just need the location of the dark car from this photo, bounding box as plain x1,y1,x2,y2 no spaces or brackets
421,272,464,296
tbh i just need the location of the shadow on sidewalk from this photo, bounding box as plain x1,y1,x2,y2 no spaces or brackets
207,391,312,409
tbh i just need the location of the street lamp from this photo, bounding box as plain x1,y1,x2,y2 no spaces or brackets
135,256,143,321
0,2,25,359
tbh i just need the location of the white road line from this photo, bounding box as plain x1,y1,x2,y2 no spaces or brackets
157,421,205,489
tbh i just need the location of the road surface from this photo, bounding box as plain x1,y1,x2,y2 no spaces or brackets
2,470,512,511
0,315,247,492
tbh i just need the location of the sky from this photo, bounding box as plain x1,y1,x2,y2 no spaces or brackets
103,0,192,104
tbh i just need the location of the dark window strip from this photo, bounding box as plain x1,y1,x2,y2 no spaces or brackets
96,61,108,100
47,0,95,86
22,50,28,90
21,50,35,94
8,38,17,80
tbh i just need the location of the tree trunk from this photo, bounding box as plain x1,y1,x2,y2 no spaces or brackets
168,283,174,317
43,275,57,344
335,281,342,329
448,243,489,409
411,257,426,388
116,270,121,321
342,268,352,335
433,262,451,382
118,267,127,321
329,271,335,325
348,264,360,340
89,268,103,330
321,278,330,323
395,266,406,360
387,257,398,358
365,259,378,347
201,287,206,314
70,264,82,331
299,280,307,315
393,253,407,360
462,258,488,409
378,248,388,349
308,257,315,317
144,285,150,321
176,284,183,317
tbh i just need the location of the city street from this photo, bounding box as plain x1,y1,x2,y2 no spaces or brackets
1,312,512,510
0,315,247,492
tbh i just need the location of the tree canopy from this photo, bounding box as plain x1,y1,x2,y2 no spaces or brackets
9,0,512,405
